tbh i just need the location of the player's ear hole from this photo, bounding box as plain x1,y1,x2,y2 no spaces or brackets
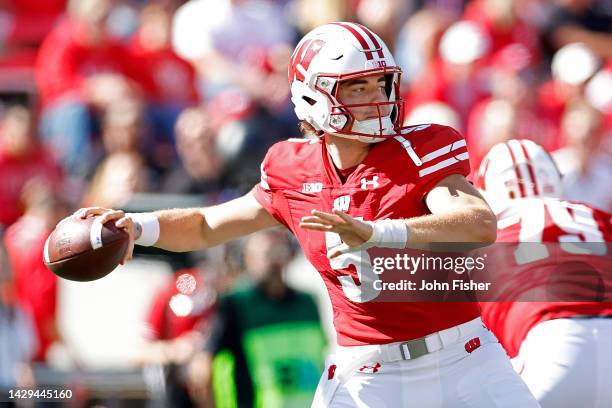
303,96,316,106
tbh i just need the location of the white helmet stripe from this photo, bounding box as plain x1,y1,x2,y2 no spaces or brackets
332,22,374,60
348,22,385,58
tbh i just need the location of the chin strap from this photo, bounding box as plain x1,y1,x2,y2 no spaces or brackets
350,116,394,136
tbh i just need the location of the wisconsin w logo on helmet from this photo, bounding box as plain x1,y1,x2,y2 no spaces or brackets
289,39,325,83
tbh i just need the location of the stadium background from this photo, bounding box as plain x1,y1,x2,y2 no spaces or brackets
0,0,610,406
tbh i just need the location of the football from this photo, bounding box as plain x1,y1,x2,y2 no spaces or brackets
43,216,130,282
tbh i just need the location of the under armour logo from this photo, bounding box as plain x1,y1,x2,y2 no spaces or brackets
333,196,351,212
464,337,481,353
358,362,381,373
360,176,379,190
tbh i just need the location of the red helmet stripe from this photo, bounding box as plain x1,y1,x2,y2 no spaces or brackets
476,157,490,189
505,142,526,198
333,22,373,60
519,141,539,196
355,23,385,59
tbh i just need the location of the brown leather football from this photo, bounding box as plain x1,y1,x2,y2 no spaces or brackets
43,216,129,282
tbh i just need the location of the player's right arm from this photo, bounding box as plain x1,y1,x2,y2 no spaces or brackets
77,191,280,262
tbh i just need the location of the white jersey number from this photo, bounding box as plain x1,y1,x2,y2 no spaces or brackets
325,218,381,303
498,199,607,264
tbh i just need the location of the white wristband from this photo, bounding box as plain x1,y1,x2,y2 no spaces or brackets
365,219,408,249
127,213,160,246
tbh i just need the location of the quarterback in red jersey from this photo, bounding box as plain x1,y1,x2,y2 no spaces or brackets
76,23,539,407
477,139,612,408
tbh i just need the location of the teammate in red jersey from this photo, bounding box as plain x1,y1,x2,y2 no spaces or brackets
476,139,612,408
76,23,539,407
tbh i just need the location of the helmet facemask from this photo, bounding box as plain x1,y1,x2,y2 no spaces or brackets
316,70,404,142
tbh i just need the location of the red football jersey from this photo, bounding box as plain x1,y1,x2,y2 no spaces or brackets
35,19,139,106
128,35,200,105
252,124,480,346
479,198,612,357
145,269,215,341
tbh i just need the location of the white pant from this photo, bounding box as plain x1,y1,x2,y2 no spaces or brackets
514,317,612,408
312,318,540,407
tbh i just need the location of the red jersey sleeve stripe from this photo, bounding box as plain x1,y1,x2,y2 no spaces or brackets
420,139,467,163
418,153,469,177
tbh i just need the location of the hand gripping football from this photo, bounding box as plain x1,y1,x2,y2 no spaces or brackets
43,216,129,281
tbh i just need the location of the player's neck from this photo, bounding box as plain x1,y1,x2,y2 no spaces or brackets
324,134,372,170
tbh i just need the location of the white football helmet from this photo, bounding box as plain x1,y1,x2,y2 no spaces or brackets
475,139,563,212
288,22,403,143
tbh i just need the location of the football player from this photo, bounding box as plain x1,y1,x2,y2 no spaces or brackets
78,23,539,407
477,139,612,408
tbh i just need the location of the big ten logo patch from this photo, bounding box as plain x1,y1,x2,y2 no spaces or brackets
333,195,351,212
303,182,323,193
365,60,387,69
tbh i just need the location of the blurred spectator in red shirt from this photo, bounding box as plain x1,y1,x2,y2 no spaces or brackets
0,105,62,228
141,269,215,359
136,268,216,408
36,0,140,177
3,181,69,362
0,0,66,47
129,4,199,107
463,0,540,60
467,43,558,167
0,237,37,396
395,8,453,85
405,21,491,130
129,4,200,153
537,42,601,145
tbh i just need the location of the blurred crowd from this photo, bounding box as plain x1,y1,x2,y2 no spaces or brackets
0,0,611,406
0,0,609,224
